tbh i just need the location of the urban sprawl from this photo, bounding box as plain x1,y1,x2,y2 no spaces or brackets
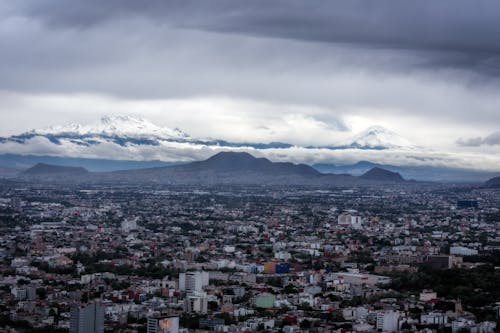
0,182,499,333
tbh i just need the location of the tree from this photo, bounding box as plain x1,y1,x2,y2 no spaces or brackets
300,319,311,329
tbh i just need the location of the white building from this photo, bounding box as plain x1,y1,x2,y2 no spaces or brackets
450,246,478,256
330,272,391,286
121,218,138,233
274,251,292,260
421,312,447,326
338,213,364,229
179,271,209,294
184,292,208,314
376,311,399,332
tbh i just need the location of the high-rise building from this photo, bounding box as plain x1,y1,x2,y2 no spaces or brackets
70,302,104,333
178,271,209,294
376,310,399,332
184,292,208,314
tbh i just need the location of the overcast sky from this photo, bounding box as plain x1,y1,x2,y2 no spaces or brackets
1,1,500,161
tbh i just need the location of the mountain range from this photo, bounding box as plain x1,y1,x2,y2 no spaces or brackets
312,161,500,183
20,151,406,186
0,115,412,151
1,115,499,182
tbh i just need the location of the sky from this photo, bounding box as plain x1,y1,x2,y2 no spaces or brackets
0,1,499,167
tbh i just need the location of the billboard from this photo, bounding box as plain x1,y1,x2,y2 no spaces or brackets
158,317,179,333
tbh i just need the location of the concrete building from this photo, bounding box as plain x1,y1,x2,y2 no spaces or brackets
184,292,208,314
179,271,209,294
70,302,104,333
421,312,447,326
376,310,399,332
338,213,363,229
121,218,138,233
450,246,478,256
330,272,391,286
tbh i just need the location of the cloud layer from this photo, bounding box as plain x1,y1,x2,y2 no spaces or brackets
457,131,500,147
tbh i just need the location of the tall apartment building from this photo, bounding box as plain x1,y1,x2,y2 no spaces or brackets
376,310,399,332
70,302,104,333
178,271,209,294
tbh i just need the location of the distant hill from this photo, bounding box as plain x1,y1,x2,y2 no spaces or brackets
23,163,89,176
14,152,414,185
110,151,326,185
177,152,321,177
360,167,404,182
485,176,500,188
313,161,499,182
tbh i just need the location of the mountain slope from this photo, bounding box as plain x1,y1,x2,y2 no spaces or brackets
175,152,321,177
109,151,324,185
485,176,500,188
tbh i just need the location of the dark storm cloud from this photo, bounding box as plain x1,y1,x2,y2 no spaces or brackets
457,131,500,147
2,0,500,138
18,1,500,59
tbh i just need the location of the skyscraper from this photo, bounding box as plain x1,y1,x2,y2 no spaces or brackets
70,302,104,333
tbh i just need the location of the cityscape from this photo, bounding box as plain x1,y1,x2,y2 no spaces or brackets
1,1,500,332
0,155,499,332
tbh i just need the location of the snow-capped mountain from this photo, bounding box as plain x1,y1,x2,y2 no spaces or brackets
32,115,189,140
2,116,415,151
333,126,416,150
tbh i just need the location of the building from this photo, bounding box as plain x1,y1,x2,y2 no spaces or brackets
184,292,208,314
330,272,391,286
264,261,276,274
179,271,209,294
338,213,363,229
376,311,399,332
276,262,290,274
425,255,452,270
121,218,138,233
450,246,478,256
254,293,276,309
421,312,447,326
419,290,438,302
70,302,104,333
147,316,179,333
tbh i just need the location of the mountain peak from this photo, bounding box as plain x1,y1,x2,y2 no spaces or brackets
336,125,415,150
207,151,259,162
360,167,404,182
33,115,189,139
